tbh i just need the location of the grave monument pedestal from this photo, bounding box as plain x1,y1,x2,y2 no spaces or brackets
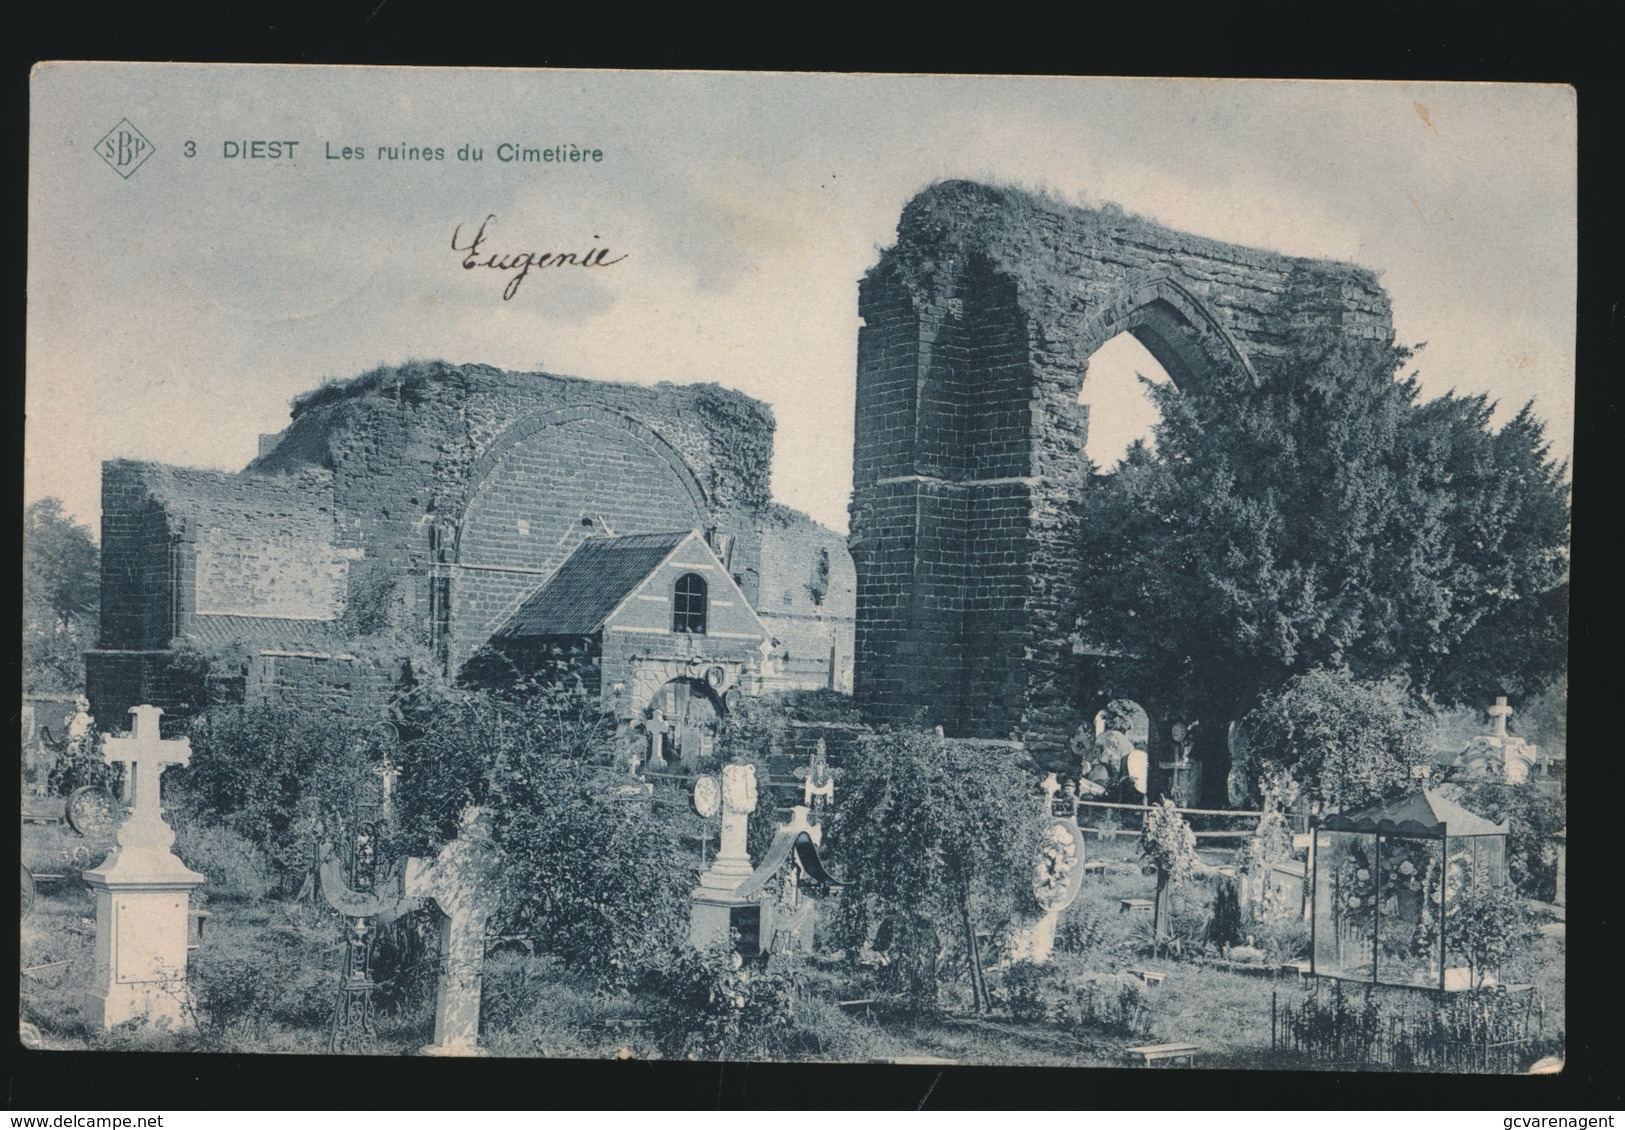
689,763,757,949
82,705,205,1030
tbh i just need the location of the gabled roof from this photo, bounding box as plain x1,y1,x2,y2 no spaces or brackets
1323,789,1508,838
493,531,694,639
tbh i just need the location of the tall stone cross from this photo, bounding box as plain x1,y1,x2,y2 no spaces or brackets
1487,696,1513,738
1040,772,1061,814
405,806,500,1056
689,762,759,949
375,753,400,822
83,705,205,1030
100,704,190,860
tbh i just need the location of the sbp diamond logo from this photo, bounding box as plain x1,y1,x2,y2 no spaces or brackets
95,119,155,179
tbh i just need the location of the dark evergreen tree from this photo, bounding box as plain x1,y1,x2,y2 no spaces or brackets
1076,325,1569,775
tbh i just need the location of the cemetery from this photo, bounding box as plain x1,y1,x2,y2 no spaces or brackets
20,180,1569,1073
19,683,1566,1071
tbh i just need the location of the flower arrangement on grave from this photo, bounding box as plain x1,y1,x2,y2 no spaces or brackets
1371,837,1433,972
1033,820,1082,910
1330,841,1379,941
1139,798,1199,940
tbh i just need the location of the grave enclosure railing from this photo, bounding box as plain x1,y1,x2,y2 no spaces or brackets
1071,799,1311,841
1269,982,1546,1073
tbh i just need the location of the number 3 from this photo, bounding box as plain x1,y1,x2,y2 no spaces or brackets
183,140,196,158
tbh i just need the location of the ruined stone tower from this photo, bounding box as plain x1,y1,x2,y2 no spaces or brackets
849,181,1394,763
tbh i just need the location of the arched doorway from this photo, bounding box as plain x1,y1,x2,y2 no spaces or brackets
1086,698,1151,802
645,677,724,770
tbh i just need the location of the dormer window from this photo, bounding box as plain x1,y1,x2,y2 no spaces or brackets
673,572,708,634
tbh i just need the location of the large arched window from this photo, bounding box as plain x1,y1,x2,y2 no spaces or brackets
672,572,708,634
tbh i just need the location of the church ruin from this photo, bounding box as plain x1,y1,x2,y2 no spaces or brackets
849,181,1395,793
87,362,855,746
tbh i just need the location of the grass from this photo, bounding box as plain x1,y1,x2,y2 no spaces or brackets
19,818,1563,1069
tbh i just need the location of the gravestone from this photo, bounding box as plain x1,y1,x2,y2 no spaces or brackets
404,806,501,1056
689,762,758,949
1454,696,1540,785
1008,812,1087,963
82,705,205,1030
795,738,836,814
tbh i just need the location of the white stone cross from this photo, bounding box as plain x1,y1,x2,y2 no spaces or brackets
101,704,189,853
405,806,500,1056
1487,696,1513,738
83,704,204,1031
375,753,400,821
1040,772,1061,811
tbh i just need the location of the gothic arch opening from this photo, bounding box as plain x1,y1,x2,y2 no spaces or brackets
643,676,724,770
1078,331,1175,470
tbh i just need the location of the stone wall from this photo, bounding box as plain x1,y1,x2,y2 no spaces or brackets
850,180,1394,761
755,507,857,694
97,461,345,650
90,362,854,727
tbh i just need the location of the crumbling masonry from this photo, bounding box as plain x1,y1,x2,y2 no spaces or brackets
850,181,1394,769
88,363,855,729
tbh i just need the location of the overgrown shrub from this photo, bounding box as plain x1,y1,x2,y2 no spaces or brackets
171,821,275,903
827,729,1044,1012
1055,903,1109,957
391,686,690,987
1049,973,1152,1037
169,704,371,864
1140,798,1199,940
1447,883,1536,988
46,727,117,796
191,950,295,1039
1205,878,1245,952
1250,916,1310,964
1233,671,1430,812
643,944,813,1061
996,960,1049,1023
371,909,441,1019
1451,779,1564,902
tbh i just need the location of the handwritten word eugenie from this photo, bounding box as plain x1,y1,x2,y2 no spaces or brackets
451,215,627,301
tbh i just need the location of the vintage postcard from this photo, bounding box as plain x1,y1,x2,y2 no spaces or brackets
23,64,1573,1074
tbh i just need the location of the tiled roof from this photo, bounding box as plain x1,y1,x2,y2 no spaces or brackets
494,531,693,639
187,614,342,652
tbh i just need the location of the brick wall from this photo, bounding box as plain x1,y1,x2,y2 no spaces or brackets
91,362,855,726
851,180,1395,760
451,413,716,670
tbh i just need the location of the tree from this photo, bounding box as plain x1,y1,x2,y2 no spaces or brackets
1451,777,1565,902
390,685,690,987
23,498,100,693
1075,325,1569,788
171,704,371,854
827,729,1044,1012
1446,882,1535,989
1233,669,1430,811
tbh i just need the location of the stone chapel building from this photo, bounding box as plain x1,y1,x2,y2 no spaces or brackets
86,361,855,747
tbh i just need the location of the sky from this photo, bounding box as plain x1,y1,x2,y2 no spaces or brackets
28,66,1577,535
